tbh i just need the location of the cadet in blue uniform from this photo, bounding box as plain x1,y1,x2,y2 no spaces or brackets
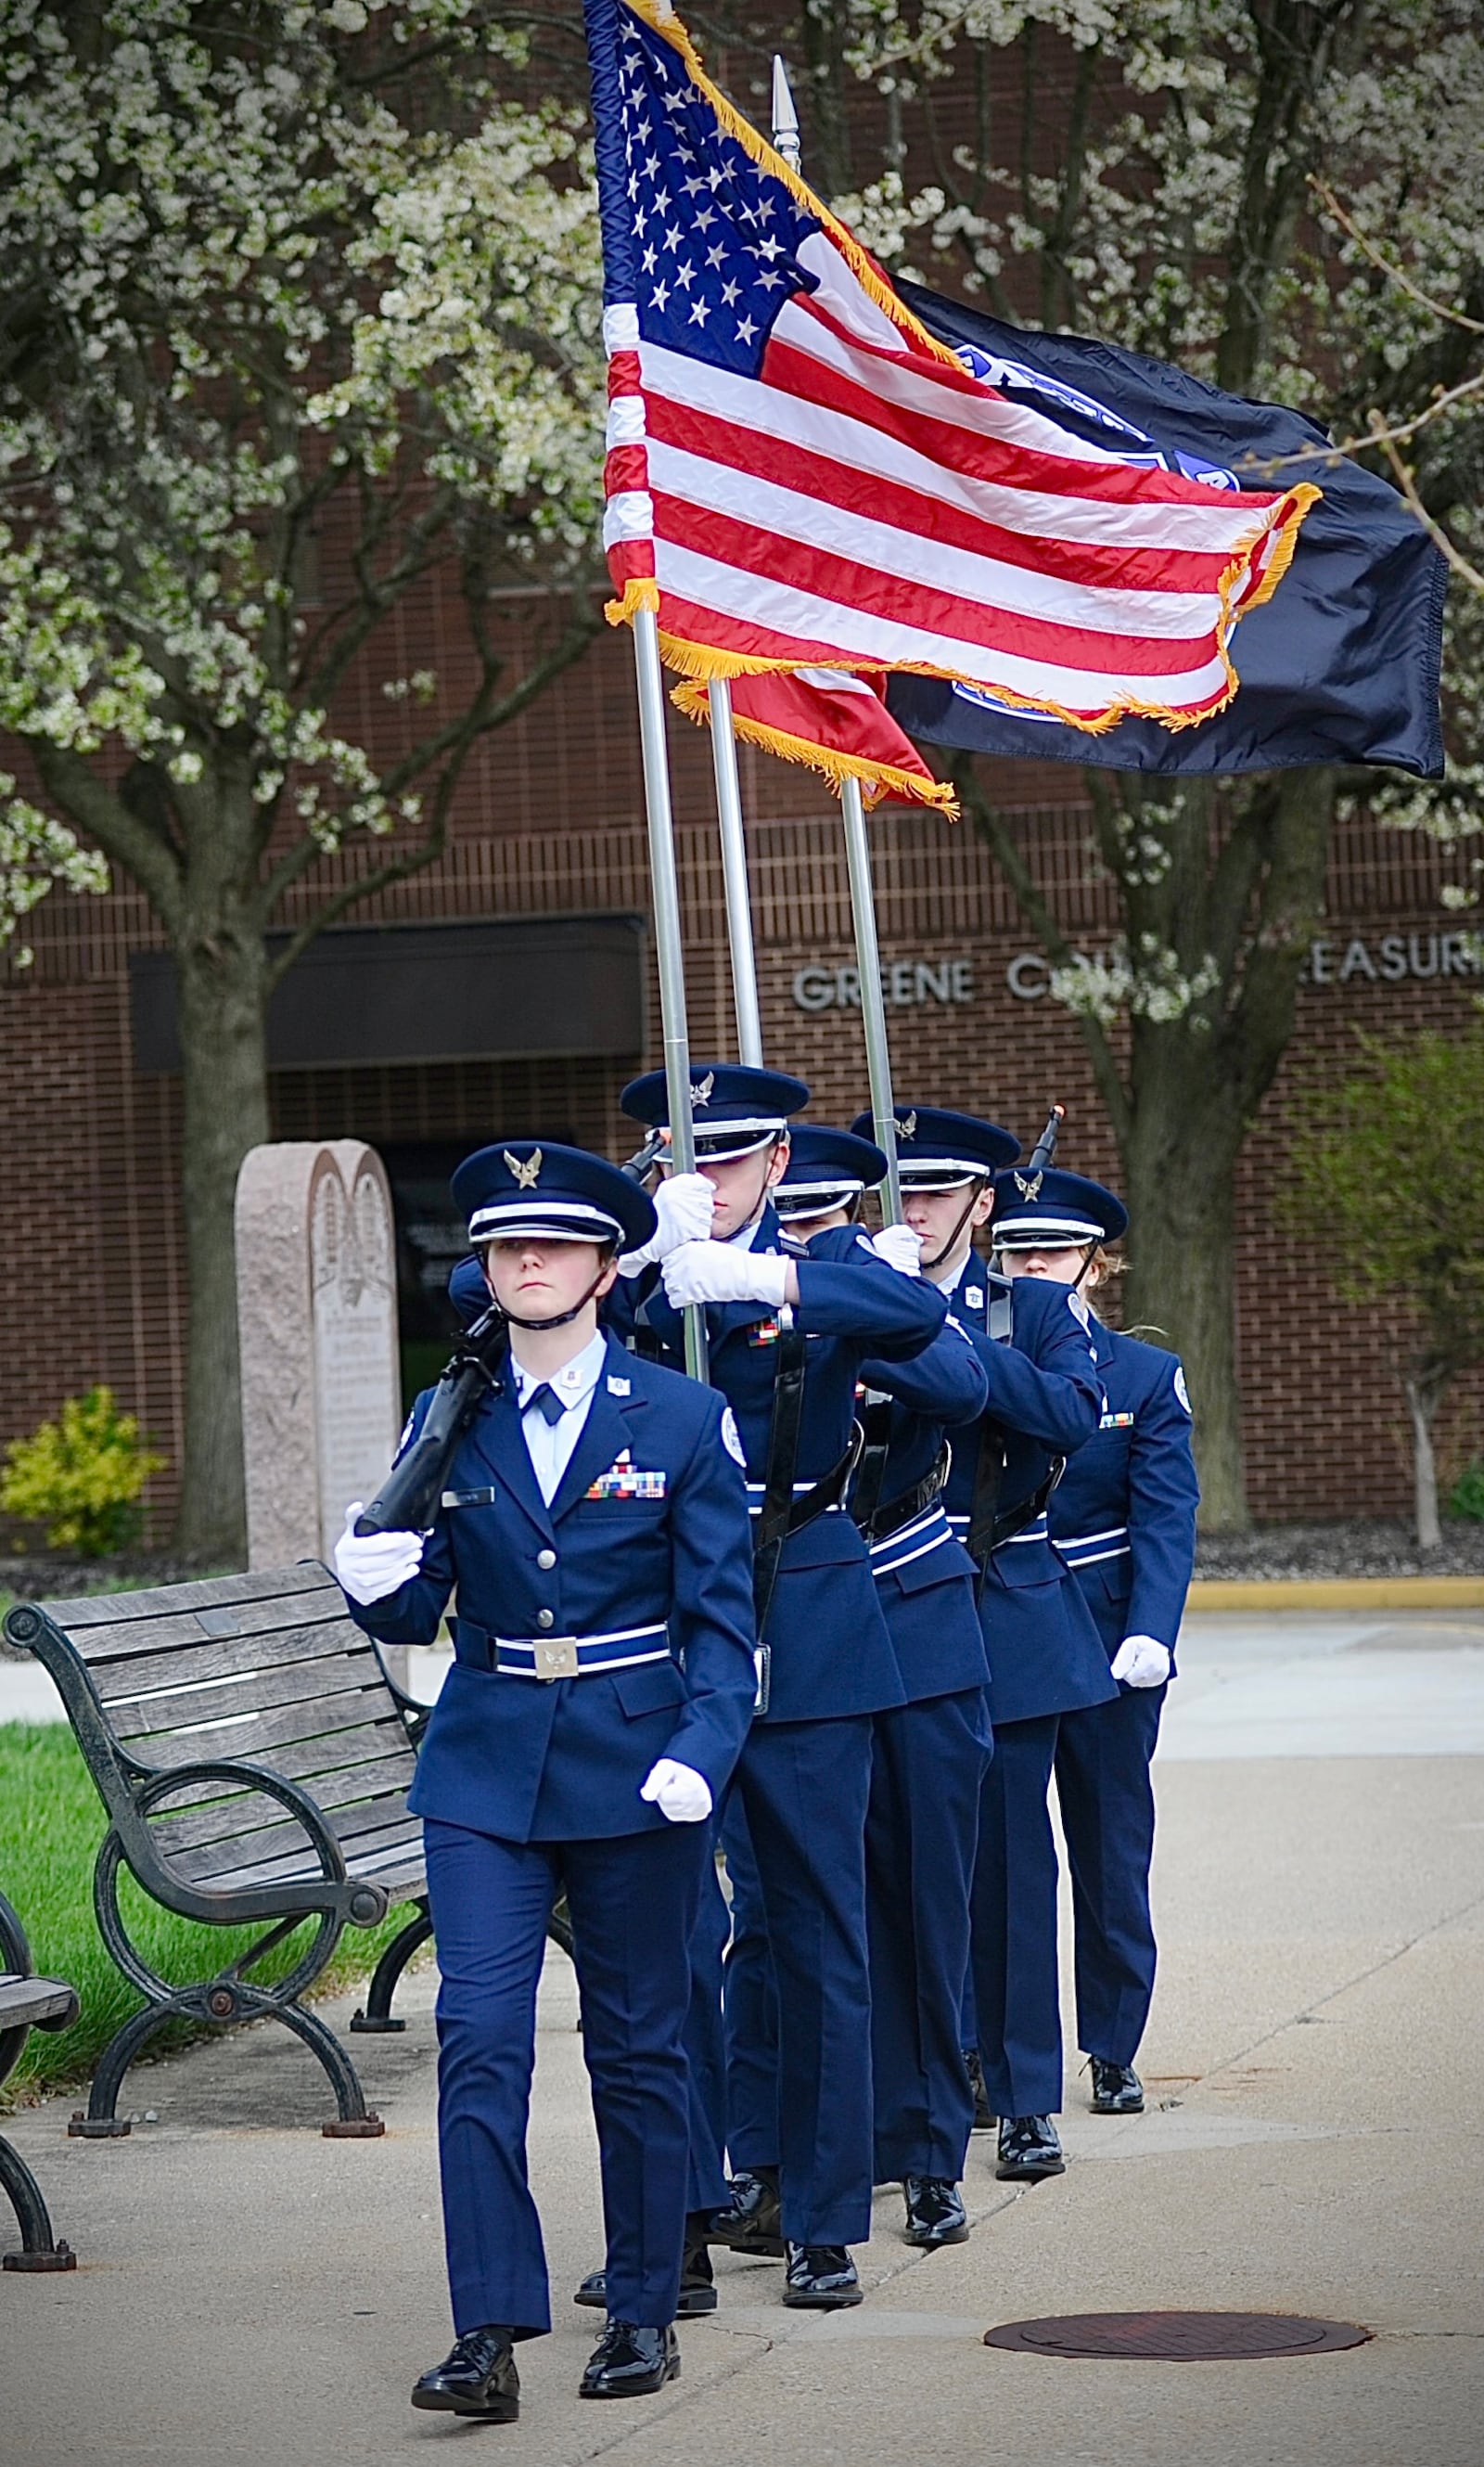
333,1142,758,2421
991,1167,1198,2118
861,1109,1110,2189
613,1067,946,2310
779,1128,994,2253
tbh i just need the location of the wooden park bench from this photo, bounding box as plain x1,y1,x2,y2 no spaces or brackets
2,1564,436,2139
1,1887,80,2270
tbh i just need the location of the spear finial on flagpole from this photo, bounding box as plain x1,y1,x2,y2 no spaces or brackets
771,55,801,171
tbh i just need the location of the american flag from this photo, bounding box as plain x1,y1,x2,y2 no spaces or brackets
585,0,1317,734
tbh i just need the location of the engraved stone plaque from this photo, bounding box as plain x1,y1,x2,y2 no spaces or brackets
236,1141,402,1567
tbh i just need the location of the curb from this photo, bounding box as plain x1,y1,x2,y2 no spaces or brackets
1186,1576,1484,1612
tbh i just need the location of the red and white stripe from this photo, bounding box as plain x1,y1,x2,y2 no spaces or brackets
603,240,1311,729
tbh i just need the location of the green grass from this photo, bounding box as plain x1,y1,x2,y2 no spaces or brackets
0,1724,420,2107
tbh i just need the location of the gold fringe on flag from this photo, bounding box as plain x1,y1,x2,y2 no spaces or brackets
672,678,960,816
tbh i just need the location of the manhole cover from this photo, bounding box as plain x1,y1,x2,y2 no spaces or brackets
984,2312,1370,2360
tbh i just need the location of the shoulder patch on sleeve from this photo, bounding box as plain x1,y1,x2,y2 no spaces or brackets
720,1406,747,1466
1172,1363,1192,1416
1067,1288,1092,1334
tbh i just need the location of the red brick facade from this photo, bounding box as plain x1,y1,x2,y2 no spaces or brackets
3,616,1479,1535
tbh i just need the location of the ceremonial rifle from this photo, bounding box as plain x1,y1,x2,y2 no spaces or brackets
353,1139,663,1538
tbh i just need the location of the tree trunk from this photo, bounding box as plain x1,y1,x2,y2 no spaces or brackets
1403,1372,1446,1554
1120,1089,1247,1532
173,920,272,1563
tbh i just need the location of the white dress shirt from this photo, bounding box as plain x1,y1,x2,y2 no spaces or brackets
511,1330,608,1507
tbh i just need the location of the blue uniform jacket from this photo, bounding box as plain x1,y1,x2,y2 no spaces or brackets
940,1262,1117,1727
344,1335,759,1843
612,1206,946,1724
1050,1323,1199,1670
854,1310,993,1702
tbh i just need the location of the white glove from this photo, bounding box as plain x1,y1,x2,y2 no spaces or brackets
870,1223,924,1277
661,1240,789,1310
1110,1634,1171,1689
640,1757,714,1824
333,1504,425,1605
618,1172,715,1274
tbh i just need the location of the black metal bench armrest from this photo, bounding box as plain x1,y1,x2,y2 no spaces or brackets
108,1759,391,1933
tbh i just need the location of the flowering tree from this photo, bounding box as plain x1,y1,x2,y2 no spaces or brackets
793,0,1483,1526
0,0,607,1557
1286,1016,1484,1548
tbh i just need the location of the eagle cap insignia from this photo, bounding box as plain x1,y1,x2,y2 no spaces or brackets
692,1070,715,1107
900,1110,916,1141
505,1147,542,1189
1014,1168,1043,1201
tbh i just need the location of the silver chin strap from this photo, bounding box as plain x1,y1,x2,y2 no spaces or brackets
486,1256,617,1333
920,1176,990,1278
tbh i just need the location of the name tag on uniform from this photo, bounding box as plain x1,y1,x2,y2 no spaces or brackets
1099,1411,1135,1430
585,1448,667,1501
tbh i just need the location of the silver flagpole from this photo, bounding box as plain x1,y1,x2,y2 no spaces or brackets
773,57,903,1224
841,777,903,1223
632,601,709,1381
708,676,765,1066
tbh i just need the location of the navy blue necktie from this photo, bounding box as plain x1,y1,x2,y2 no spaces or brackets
522,1383,566,1428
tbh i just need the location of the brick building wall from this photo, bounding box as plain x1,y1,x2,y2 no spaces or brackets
3,616,1480,1535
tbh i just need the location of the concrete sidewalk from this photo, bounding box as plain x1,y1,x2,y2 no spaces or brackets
4,1613,1483,2466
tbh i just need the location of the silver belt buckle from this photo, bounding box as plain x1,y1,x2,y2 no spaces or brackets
537,1636,581,1680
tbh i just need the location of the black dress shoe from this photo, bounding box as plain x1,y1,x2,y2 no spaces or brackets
579,2319,681,2399
411,2325,520,2420
964,2046,994,2132
706,2165,786,2257
1089,2057,1145,2114
995,2114,1066,2182
902,2176,969,2248
781,2242,864,2308
576,2222,716,2315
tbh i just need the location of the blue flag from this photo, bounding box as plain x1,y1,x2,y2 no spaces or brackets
887,283,1447,779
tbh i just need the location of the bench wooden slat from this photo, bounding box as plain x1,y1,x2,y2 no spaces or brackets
43,1563,333,1628
181,1818,426,1897
150,1756,418,1858
0,1975,79,2030
68,1590,353,1668
90,1617,381,1708
162,1792,420,1885
117,1687,407,1774
229,1720,416,1792
109,1649,389,1745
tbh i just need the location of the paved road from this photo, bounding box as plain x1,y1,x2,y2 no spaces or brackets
3,1611,1482,2465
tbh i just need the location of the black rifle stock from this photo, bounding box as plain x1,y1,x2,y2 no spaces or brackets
353,1311,508,1537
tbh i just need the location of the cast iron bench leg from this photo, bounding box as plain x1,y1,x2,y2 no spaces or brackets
350,1900,432,2035
70,1990,385,2140
0,2133,76,2271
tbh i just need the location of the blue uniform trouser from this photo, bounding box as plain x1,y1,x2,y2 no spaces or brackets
1054,1683,1165,2066
425,1816,710,2339
969,1712,1064,2119
733,1715,876,2246
867,1688,992,2182
718,1794,780,2173
684,1839,734,2212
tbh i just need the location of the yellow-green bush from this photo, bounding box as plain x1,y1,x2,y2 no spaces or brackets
0,1386,165,1556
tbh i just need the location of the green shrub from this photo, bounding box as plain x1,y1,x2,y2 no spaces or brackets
0,1386,165,1556
1449,1459,1484,1522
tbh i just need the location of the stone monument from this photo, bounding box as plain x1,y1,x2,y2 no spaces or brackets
236,1140,403,1568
